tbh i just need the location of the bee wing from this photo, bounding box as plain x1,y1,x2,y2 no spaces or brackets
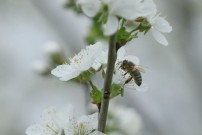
136,67,145,73
136,65,149,73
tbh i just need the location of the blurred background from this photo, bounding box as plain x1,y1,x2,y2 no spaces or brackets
0,0,202,135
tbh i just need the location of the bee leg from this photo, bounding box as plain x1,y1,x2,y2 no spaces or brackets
125,76,133,84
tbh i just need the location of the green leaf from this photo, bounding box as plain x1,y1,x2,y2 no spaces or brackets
87,78,102,104
90,86,102,104
110,83,124,99
116,26,138,47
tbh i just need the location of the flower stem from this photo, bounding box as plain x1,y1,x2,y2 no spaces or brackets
98,34,117,132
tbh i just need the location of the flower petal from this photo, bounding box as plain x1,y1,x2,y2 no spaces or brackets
77,0,101,17
151,28,168,46
117,46,126,61
141,0,157,18
114,106,142,134
41,106,57,122
70,42,103,71
51,65,80,81
103,15,119,36
55,104,74,127
107,0,142,20
154,17,172,33
77,112,98,131
26,124,54,135
92,50,108,70
92,62,102,71
106,0,156,20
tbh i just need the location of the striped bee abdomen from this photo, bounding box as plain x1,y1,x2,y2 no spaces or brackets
132,70,142,86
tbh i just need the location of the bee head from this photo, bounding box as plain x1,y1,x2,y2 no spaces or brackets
120,60,128,70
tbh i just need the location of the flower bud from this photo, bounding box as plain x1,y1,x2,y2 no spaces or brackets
32,60,51,75
43,41,66,65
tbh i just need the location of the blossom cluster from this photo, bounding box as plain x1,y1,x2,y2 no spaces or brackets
76,0,172,46
27,0,173,134
52,0,173,91
88,102,142,135
107,103,142,135
26,105,104,135
51,42,104,81
51,42,144,91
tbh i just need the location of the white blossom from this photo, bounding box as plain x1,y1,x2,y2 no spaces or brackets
102,0,155,35
149,15,172,46
32,60,51,74
92,50,108,71
43,41,62,56
51,42,103,81
77,0,101,17
113,46,148,91
26,105,104,135
108,103,142,135
43,41,65,65
65,112,102,135
26,105,73,135
143,0,172,46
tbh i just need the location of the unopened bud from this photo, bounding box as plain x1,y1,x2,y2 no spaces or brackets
32,61,51,75
43,41,66,65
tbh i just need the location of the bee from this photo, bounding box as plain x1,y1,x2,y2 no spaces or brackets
119,60,145,86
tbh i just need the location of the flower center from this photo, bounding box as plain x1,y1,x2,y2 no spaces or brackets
46,123,59,134
74,123,88,135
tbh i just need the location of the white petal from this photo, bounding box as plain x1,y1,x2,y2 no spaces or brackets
154,17,172,33
78,0,101,17
71,42,103,71
26,124,43,135
151,29,168,46
77,112,98,131
92,62,102,70
43,41,62,55
32,60,50,74
60,70,80,81
109,0,139,20
103,15,119,36
51,65,70,77
141,0,157,18
41,106,57,122
92,50,108,70
55,104,74,127
26,124,54,135
40,107,60,133
51,65,80,81
65,117,77,135
106,0,156,20
117,46,126,61
114,106,142,134
97,50,108,64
